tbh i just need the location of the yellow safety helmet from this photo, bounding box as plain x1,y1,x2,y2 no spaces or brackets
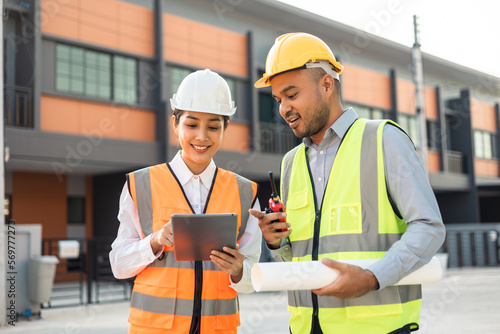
254,32,343,88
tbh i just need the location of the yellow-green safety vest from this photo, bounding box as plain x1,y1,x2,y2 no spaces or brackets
280,119,421,334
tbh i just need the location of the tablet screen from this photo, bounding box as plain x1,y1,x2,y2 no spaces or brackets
171,213,237,261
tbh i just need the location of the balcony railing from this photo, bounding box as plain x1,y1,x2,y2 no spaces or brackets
446,150,464,174
4,84,33,128
259,122,298,154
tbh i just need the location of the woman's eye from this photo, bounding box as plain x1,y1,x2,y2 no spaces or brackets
209,127,220,131
186,124,196,128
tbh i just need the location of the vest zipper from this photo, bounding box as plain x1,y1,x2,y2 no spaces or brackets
304,147,323,334
189,261,203,334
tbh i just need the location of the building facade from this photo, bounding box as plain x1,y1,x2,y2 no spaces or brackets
4,0,500,246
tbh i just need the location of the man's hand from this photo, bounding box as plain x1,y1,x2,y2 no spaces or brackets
312,258,380,299
249,209,291,249
211,245,245,283
150,221,174,254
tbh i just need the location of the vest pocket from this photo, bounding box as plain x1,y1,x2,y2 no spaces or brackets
327,203,362,234
287,189,312,238
344,286,403,319
286,189,309,211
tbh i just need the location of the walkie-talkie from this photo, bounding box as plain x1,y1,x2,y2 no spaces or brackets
265,171,287,232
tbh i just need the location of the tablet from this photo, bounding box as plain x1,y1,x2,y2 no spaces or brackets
171,213,238,261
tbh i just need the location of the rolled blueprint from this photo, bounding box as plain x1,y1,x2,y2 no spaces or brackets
252,256,443,292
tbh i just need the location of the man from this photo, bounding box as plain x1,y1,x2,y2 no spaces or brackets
250,32,445,334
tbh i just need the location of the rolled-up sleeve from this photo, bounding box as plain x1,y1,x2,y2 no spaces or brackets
367,125,446,289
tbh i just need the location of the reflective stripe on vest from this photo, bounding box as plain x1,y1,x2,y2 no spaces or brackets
126,164,257,333
281,119,421,334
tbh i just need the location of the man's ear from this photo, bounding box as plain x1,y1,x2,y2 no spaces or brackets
321,74,335,98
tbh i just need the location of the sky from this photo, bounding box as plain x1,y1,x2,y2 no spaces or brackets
276,0,500,78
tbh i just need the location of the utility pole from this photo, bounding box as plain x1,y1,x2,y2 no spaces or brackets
0,0,7,327
412,15,429,176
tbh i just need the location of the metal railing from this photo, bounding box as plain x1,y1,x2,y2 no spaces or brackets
4,84,33,128
442,224,500,268
259,122,298,154
41,237,132,308
446,150,463,174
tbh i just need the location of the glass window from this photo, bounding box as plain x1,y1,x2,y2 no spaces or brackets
259,92,280,123
474,130,484,158
68,197,85,224
171,67,191,95
56,43,136,104
113,55,137,104
354,104,371,119
348,103,386,120
398,114,419,148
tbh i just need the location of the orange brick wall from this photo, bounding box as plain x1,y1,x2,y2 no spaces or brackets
12,172,67,239
163,13,248,78
475,159,499,178
424,87,437,120
428,150,440,172
41,0,154,57
397,79,416,115
341,63,391,109
41,95,156,142
471,99,497,132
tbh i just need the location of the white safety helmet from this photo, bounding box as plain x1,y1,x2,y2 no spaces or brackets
170,69,236,116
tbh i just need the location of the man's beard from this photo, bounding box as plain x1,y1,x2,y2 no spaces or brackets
293,94,330,139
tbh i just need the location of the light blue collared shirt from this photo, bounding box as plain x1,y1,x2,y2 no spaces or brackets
271,108,445,289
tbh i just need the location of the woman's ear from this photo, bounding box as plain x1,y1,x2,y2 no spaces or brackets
172,114,179,135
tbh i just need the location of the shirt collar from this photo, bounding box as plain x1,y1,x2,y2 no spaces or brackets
169,151,217,189
303,107,358,147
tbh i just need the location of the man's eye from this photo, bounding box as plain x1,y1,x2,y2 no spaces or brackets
288,93,297,99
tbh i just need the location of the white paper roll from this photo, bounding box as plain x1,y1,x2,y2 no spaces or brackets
251,256,442,292
252,260,339,292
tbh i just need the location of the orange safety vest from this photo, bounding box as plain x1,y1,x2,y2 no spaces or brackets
126,163,258,334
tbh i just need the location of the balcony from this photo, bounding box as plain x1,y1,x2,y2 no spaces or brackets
4,85,33,128
259,122,298,154
446,150,464,174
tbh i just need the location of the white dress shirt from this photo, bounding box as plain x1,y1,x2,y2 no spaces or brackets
109,151,262,293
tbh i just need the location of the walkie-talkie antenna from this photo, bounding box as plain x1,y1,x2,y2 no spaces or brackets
269,171,277,197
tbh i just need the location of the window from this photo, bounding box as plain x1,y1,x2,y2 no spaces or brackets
426,120,439,150
348,103,386,120
114,55,137,104
56,43,137,104
258,92,281,124
474,130,495,159
398,113,420,148
68,197,85,224
171,67,191,95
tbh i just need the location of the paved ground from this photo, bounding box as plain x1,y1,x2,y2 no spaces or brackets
2,267,499,333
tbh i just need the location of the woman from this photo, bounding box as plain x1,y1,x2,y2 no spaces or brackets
109,69,262,334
